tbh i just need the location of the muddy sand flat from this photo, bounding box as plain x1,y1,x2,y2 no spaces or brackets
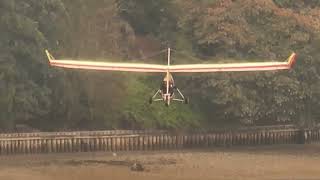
0,144,320,180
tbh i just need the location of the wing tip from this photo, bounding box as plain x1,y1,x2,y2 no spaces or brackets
45,49,55,64
288,52,297,68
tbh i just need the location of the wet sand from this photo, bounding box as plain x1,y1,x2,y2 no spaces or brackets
0,144,320,180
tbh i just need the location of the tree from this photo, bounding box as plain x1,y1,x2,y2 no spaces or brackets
176,0,320,126
117,0,178,41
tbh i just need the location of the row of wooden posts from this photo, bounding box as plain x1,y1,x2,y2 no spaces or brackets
0,128,319,155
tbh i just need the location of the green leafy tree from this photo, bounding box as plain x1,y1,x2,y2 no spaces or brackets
176,0,320,126
116,0,178,41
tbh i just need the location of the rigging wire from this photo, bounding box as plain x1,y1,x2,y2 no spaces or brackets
171,49,200,62
140,49,167,60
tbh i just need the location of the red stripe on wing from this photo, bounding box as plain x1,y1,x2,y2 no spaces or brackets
170,64,290,73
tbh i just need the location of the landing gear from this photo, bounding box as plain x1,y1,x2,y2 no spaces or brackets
165,96,169,107
184,97,189,104
149,90,161,105
148,86,189,106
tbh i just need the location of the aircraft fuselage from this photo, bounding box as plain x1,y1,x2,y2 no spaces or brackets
161,72,175,105
149,48,188,106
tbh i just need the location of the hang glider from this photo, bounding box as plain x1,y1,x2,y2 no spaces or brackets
45,50,296,73
45,48,297,106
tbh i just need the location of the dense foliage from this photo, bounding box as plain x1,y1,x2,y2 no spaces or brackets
0,0,319,131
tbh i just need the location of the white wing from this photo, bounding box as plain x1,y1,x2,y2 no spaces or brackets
45,50,167,73
169,53,297,73
46,50,296,73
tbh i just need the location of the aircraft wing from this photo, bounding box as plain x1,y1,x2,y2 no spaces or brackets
46,50,296,73
45,50,167,73
169,53,297,73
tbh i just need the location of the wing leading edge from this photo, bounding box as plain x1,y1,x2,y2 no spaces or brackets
45,50,296,73
169,53,297,73
45,50,167,73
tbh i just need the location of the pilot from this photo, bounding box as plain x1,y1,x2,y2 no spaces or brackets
161,81,175,96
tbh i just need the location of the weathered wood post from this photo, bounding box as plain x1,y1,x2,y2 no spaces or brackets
124,136,129,151
129,137,133,151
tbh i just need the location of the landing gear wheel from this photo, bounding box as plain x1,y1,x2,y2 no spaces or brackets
184,97,189,104
165,96,169,107
149,97,153,104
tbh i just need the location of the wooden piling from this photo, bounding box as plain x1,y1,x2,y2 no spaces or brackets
0,127,318,155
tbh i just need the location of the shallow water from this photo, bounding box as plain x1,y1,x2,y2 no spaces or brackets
0,144,320,180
